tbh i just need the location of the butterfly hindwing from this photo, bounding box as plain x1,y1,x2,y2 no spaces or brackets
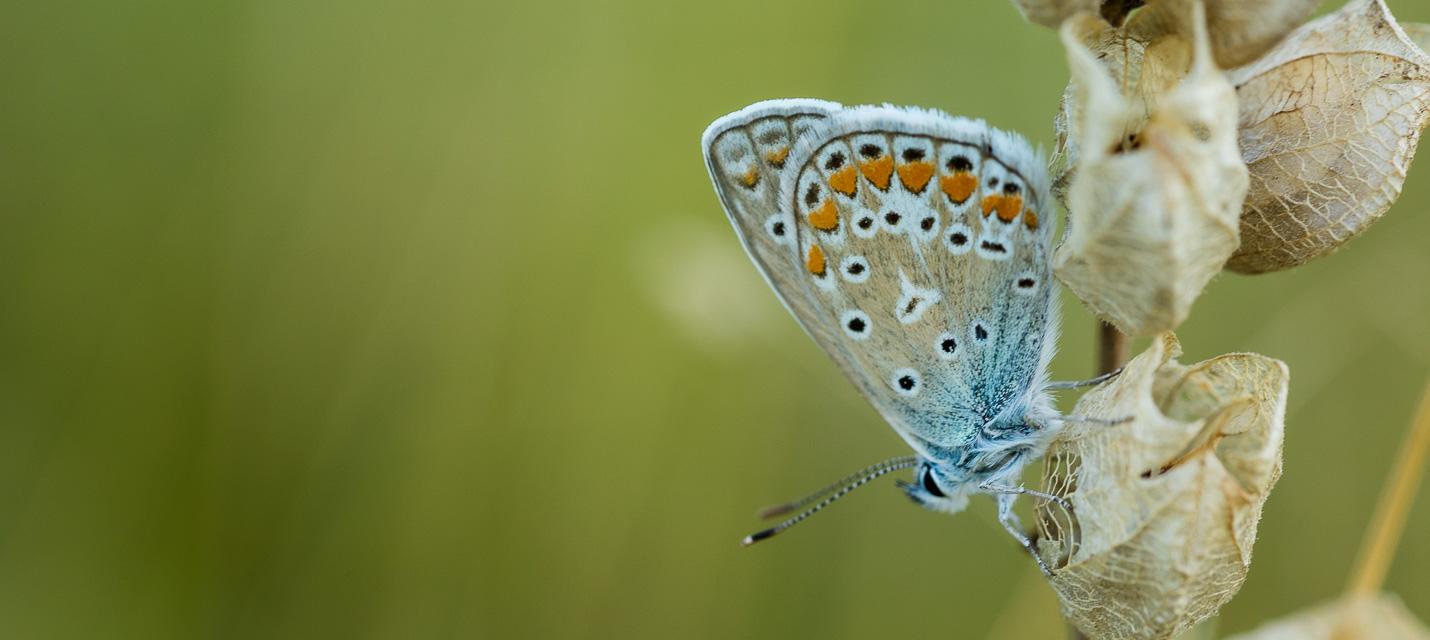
704,103,1057,457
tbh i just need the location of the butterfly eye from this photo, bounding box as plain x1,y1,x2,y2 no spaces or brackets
922,467,947,497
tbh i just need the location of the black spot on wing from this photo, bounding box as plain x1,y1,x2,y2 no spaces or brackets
946,155,973,172
804,182,820,207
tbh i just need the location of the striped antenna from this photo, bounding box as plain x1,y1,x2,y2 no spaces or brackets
742,456,920,546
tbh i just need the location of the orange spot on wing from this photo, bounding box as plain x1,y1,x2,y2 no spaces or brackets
1024,208,1039,230
828,166,858,196
997,195,1023,222
739,166,759,188
805,244,826,276
859,156,893,190
766,147,790,168
939,172,977,204
981,194,1002,217
897,161,935,193
808,199,840,231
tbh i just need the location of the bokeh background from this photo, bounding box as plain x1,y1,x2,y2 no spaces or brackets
3,1,1430,638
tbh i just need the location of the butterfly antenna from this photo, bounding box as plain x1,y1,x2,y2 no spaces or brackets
755,455,919,519
742,456,920,546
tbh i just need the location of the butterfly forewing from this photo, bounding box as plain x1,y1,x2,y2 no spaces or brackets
705,102,1057,456
703,99,847,351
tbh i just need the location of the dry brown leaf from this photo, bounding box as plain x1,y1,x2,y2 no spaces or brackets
1226,0,1430,274
1053,3,1248,336
1223,594,1430,640
1035,334,1288,640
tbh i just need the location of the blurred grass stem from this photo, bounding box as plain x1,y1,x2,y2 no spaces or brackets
1345,378,1430,596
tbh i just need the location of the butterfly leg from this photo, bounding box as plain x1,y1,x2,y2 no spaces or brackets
993,492,1054,577
981,481,1072,513
1043,367,1123,390
1060,415,1133,427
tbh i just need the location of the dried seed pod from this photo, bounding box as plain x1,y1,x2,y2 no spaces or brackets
1050,11,1192,203
1053,3,1248,336
1226,0,1430,274
1223,594,1430,640
1131,0,1321,68
1035,334,1288,640
1009,0,1098,29
1009,0,1317,67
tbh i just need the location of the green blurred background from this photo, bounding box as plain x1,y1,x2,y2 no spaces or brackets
3,1,1429,638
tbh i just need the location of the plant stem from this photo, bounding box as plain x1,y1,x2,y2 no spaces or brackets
1097,321,1129,376
1345,378,1430,597
1065,323,1130,640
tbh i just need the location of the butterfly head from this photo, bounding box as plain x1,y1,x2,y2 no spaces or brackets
900,461,972,514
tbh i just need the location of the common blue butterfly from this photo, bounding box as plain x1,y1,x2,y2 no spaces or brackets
702,100,1117,574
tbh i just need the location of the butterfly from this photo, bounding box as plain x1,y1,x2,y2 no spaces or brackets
701,99,1118,574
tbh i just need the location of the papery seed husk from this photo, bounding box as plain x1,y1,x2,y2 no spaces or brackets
1009,0,1100,29
1223,593,1430,640
1226,0,1430,274
1037,334,1288,640
1053,2,1247,335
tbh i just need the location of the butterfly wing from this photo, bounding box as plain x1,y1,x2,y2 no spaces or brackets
702,99,844,346
704,103,1057,457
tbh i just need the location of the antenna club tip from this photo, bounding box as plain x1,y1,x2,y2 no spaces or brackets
743,528,777,546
